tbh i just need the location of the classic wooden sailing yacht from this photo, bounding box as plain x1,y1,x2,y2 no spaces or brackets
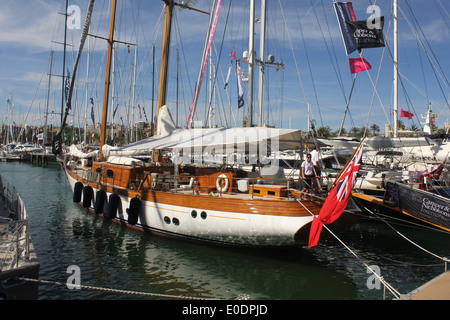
62,0,360,247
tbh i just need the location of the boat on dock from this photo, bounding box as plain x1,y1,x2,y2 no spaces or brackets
0,173,39,300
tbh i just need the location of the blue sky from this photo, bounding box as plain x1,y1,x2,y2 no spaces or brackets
0,0,448,134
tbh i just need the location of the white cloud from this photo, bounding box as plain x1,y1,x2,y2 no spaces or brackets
0,0,64,51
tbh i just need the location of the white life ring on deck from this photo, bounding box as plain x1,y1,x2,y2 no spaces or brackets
216,174,229,193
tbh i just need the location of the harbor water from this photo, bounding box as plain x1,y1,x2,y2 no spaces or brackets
0,161,448,300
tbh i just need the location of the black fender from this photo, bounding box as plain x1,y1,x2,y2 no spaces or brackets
94,189,107,214
127,197,141,225
82,186,94,208
105,193,120,219
73,182,83,203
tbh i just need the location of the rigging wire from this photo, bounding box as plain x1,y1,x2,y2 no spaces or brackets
294,197,403,300
277,0,310,130
320,0,348,105
292,0,323,128
354,200,450,266
205,0,233,127
433,0,450,30
403,0,450,89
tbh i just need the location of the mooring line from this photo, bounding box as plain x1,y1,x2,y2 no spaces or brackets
18,277,250,300
295,196,402,299
356,201,449,271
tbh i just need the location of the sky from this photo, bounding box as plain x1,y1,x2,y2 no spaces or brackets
0,0,449,135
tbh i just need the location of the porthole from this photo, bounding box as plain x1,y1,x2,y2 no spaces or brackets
191,210,197,218
164,216,171,224
106,169,114,178
200,211,207,220
173,218,180,226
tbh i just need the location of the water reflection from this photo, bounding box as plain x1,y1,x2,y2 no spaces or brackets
0,162,448,300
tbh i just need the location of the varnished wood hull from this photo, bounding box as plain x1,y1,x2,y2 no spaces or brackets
65,167,359,246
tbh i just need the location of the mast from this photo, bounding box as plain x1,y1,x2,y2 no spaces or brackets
132,46,138,142
257,0,266,127
176,48,179,128
393,0,399,137
110,47,115,142
156,0,174,130
100,0,118,160
84,27,90,145
44,51,54,146
153,0,174,162
61,0,69,127
7,95,13,144
151,43,155,136
52,0,95,156
247,0,255,127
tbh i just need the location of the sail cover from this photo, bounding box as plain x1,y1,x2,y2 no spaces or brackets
156,105,176,136
106,127,302,156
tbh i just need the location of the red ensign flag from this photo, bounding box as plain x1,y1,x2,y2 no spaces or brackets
308,140,364,248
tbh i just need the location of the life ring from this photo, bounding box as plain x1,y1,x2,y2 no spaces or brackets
216,174,229,193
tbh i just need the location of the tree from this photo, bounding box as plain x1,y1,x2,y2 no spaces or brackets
316,126,332,138
350,127,360,137
397,120,405,130
332,128,346,137
370,123,380,136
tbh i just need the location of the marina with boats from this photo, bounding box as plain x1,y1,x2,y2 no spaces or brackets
0,0,449,302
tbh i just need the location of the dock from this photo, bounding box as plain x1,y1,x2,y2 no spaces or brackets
0,174,40,300
23,152,58,166
408,271,450,300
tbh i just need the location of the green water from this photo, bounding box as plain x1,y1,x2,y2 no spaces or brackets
0,161,448,301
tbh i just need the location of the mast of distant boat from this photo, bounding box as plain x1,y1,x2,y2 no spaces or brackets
44,51,54,146
61,0,69,128
393,0,399,137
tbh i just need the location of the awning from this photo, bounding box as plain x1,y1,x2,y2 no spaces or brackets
105,127,302,157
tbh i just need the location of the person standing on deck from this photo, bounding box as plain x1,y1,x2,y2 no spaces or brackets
300,154,316,195
310,145,322,190
310,145,320,176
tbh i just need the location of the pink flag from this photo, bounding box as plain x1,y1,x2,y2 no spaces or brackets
400,108,414,119
348,57,372,74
